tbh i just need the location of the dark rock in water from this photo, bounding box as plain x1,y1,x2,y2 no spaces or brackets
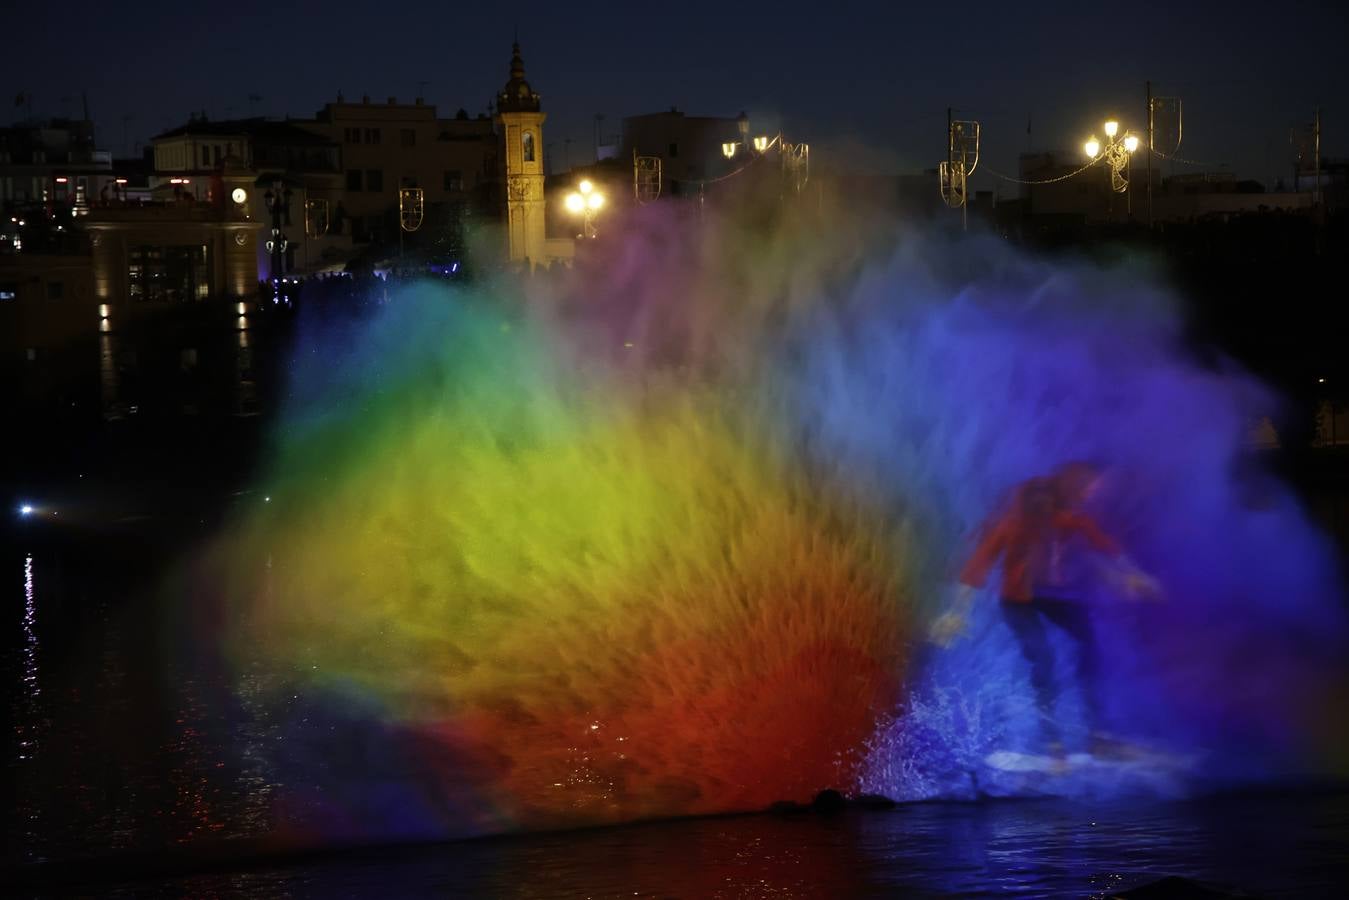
1111,875,1251,898
853,793,897,810
768,791,898,815
811,789,847,813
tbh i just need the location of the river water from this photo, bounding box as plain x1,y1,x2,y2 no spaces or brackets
6,530,1349,898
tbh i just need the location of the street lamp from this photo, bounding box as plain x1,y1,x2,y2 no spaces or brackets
565,178,604,239
1084,118,1140,193
263,181,292,297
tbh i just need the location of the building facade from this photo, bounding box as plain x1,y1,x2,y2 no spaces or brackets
620,109,748,197
0,118,114,223
298,96,498,246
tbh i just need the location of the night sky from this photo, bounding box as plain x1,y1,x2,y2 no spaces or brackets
6,0,1347,192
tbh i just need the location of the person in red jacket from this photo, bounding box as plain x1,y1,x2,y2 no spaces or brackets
930,461,1158,753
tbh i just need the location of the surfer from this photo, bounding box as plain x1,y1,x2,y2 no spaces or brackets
930,461,1159,759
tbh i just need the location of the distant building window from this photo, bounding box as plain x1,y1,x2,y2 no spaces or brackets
47,281,63,299
401,128,416,148
347,170,363,191
401,175,418,188
444,170,463,191
366,128,381,144
202,146,211,167
127,244,209,302
366,169,384,192
522,132,534,162
346,128,361,144
668,142,679,158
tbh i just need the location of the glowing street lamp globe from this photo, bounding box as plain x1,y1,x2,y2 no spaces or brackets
565,177,606,238
1104,120,1119,138
1123,134,1140,153
753,135,769,152
722,141,737,159
1084,137,1101,159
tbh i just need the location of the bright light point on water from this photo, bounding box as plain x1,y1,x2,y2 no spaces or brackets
1124,134,1140,153
1104,120,1119,138
587,192,604,210
19,505,34,516
564,193,584,213
1084,138,1101,159
578,179,594,195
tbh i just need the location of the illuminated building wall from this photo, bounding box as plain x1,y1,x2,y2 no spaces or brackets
298,96,498,244
495,43,549,267
86,207,262,310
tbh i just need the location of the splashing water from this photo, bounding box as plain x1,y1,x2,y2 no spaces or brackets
199,194,1346,844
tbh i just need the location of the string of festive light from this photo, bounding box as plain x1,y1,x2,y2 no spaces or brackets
1152,147,1227,169
983,155,1104,185
692,133,784,187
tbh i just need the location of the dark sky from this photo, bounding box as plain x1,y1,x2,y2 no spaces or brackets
6,0,1347,191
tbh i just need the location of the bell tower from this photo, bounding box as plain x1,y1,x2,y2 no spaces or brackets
495,42,547,267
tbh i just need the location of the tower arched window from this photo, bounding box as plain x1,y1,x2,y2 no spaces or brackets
522,131,535,163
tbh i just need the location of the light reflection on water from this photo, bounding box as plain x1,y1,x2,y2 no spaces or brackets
25,793,1345,898
6,553,280,866
21,554,39,712
5,550,1349,897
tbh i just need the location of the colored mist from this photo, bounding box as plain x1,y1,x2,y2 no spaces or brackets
194,191,1347,846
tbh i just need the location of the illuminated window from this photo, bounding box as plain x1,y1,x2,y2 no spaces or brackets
522,132,535,162
127,245,210,302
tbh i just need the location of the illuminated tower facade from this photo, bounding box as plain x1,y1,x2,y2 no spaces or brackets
494,42,547,267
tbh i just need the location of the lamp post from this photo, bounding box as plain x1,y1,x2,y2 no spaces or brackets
263,180,292,295
721,128,772,160
1083,119,1140,215
564,178,605,239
